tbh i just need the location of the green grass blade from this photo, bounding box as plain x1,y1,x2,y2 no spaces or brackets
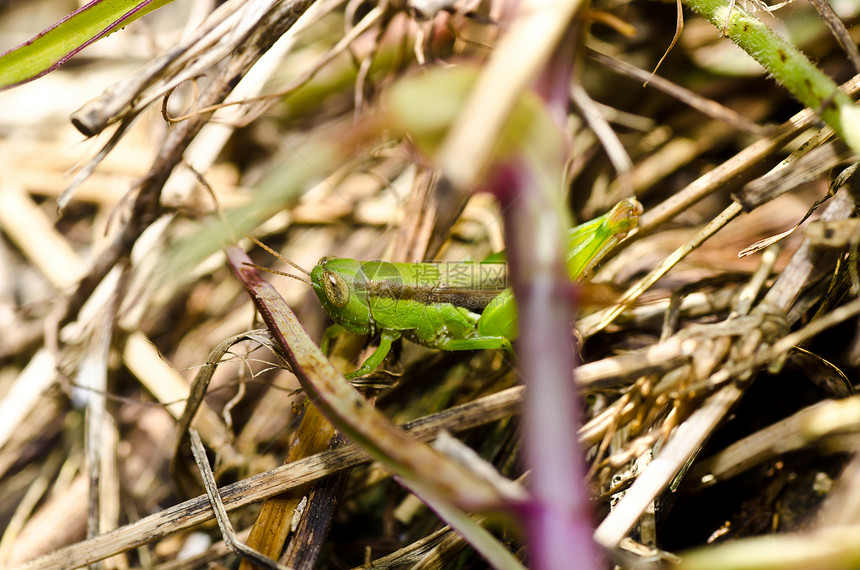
0,0,174,90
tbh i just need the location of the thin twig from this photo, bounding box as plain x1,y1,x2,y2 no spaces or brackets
189,429,292,570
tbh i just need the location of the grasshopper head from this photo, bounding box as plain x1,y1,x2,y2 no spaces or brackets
310,257,373,335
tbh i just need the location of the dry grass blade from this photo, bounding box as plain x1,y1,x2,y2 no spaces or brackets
10,383,524,569
809,0,860,73
634,74,860,237
189,428,290,570
690,397,860,488
734,135,853,212
171,330,279,494
596,187,858,552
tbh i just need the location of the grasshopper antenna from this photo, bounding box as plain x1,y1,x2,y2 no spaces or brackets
244,234,312,285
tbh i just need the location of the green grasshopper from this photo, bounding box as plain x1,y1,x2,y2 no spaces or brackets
259,198,642,379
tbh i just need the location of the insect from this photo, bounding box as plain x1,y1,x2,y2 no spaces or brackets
256,198,642,379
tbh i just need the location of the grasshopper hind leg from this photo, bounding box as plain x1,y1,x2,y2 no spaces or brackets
437,335,515,361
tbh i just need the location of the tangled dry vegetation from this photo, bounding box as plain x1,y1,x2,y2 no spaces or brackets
2,0,860,568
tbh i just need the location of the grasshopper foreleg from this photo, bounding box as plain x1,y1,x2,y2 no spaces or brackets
344,330,402,380
320,324,349,355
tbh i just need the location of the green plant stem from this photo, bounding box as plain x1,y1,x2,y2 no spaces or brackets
682,0,860,154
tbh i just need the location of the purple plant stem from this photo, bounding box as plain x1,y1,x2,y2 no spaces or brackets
492,162,600,570
495,21,601,568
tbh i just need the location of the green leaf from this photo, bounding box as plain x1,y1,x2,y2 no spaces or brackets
0,0,174,90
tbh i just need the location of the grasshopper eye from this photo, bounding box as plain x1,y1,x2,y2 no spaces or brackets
322,270,349,308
